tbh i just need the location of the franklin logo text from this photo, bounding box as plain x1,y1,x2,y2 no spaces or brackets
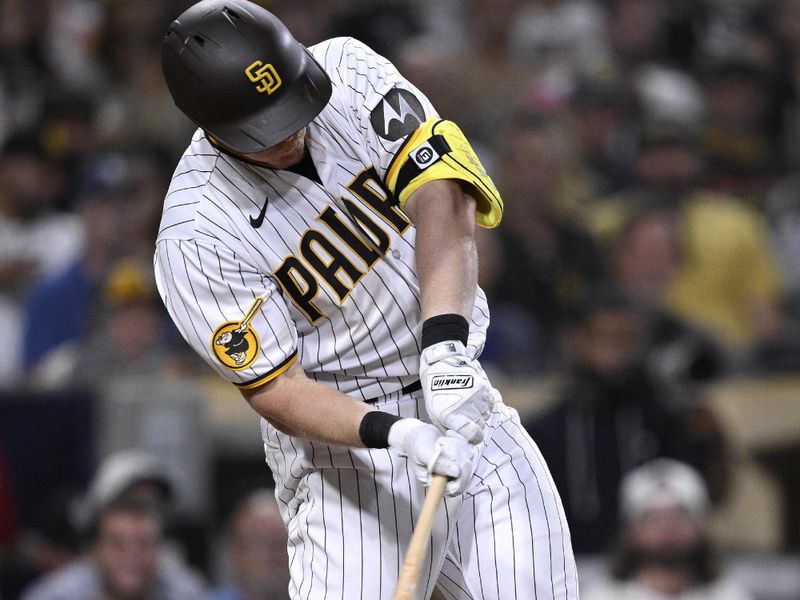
430,374,474,390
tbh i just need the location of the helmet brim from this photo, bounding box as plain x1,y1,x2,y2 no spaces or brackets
205,49,332,154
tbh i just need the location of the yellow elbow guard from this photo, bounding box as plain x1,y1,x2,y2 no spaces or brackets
384,118,503,228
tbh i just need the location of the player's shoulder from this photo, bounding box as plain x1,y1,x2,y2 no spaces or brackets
310,36,377,65
159,132,216,240
167,130,221,195
159,130,250,243
308,36,375,61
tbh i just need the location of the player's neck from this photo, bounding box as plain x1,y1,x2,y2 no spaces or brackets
283,147,321,184
235,146,308,169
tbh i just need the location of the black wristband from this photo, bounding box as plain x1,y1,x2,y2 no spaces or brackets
359,411,402,448
421,313,469,349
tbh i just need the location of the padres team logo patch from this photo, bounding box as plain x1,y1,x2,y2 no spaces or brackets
211,297,264,370
245,60,282,94
430,374,474,390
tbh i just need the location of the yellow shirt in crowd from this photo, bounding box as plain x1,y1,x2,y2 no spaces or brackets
589,190,783,348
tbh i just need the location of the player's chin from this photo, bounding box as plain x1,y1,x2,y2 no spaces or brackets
263,129,307,168
269,149,305,169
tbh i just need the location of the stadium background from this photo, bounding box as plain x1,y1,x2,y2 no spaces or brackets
1,0,799,598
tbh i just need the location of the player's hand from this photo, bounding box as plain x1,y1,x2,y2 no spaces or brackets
419,340,494,444
387,418,476,496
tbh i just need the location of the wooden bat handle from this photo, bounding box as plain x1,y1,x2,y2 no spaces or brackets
393,475,448,600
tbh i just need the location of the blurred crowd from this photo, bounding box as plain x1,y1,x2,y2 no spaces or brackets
1,0,800,598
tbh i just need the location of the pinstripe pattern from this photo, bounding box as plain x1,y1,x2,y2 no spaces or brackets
261,391,578,600
435,408,579,600
155,35,576,600
155,38,488,397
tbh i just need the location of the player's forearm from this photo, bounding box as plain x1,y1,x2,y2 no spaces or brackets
406,179,478,320
242,363,372,447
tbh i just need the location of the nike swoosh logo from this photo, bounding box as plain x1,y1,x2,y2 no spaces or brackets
249,195,269,228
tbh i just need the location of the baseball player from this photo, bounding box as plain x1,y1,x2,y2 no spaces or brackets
156,1,578,598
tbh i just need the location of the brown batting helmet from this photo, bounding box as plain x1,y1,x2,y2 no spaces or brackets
162,0,332,153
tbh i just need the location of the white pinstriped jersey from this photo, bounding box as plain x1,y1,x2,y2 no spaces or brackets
154,37,490,400
156,34,579,600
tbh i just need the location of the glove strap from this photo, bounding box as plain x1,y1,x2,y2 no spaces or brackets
359,411,402,448
421,314,469,349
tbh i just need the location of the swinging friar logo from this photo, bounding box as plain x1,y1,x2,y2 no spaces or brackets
211,297,264,370
430,374,474,391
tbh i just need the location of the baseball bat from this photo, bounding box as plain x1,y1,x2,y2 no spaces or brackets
393,474,448,600
237,295,265,330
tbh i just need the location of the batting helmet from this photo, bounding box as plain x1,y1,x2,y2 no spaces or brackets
162,0,332,153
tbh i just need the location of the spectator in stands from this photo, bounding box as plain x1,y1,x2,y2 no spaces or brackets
75,451,173,534
36,92,101,209
606,0,672,69
508,0,611,80
524,286,726,553
23,150,171,386
565,69,638,197
21,496,207,600
397,0,532,145
769,0,800,172
0,0,51,144
610,207,724,384
582,458,752,600
483,113,606,373
91,4,196,154
21,153,132,378
758,174,800,371
587,115,785,356
64,258,180,390
608,207,731,501
700,45,784,201
0,135,82,388
212,490,289,600
75,449,207,579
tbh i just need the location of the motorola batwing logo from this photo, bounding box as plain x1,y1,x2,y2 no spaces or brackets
370,88,426,142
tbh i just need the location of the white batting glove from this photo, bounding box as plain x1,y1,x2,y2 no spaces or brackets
419,341,494,444
388,418,476,496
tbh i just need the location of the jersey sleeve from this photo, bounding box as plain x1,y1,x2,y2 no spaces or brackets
313,37,439,180
312,38,502,227
154,238,298,389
